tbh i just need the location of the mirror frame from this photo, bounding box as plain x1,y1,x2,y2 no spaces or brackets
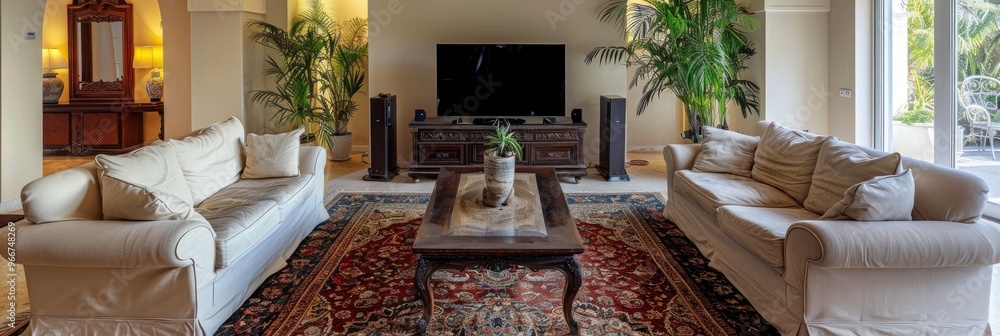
68,0,134,103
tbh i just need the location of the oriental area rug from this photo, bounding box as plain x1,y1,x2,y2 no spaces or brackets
216,193,777,335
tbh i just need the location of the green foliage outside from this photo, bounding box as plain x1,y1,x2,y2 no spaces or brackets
893,108,935,125
904,0,1000,123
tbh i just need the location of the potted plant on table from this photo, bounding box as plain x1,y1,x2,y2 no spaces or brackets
482,121,524,207
585,0,760,142
247,0,368,161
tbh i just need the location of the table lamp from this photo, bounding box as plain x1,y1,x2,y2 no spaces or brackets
134,46,164,101
42,48,68,104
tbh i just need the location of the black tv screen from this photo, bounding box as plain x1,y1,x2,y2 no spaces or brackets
437,44,566,117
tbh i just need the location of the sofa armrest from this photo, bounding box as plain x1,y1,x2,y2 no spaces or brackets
663,144,701,191
299,146,327,176
784,220,1000,289
16,219,216,282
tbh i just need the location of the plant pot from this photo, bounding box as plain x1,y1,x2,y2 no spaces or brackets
326,132,353,161
482,152,515,207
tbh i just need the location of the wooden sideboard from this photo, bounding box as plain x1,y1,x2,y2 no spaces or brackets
43,101,163,156
408,118,588,182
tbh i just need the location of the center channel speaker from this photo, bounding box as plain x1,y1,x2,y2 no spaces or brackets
364,94,400,182
597,95,629,181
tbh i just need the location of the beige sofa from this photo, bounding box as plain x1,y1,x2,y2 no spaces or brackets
15,118,329,335
663,121,1000,335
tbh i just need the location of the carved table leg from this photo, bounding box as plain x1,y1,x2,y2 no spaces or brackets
415,257,435,334
557,257,583,334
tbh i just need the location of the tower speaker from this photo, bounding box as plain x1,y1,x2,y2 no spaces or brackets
364,94,400,182
597,95,629,181
571,108,582,123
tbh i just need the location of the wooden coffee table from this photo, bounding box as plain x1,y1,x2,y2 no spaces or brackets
413,167,585,334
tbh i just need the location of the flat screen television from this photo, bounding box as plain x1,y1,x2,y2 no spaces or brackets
437,44,566,117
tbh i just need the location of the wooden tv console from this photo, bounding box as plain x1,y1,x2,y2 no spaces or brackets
408,117,588,182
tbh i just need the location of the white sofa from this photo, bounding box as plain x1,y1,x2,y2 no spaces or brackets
663,121,1000,335
15,118,329,335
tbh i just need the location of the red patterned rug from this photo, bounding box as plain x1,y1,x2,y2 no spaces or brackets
216,193,777,335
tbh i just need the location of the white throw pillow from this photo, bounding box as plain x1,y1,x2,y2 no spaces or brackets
95,141,205,222
168,125,239,206
804,137,903,214
820,170,915,221
751,122,827,204
242,128,303,179
692,126,759,178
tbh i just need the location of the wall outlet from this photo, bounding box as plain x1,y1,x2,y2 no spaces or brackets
839,88,853,98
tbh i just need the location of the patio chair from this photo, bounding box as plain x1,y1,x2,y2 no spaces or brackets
967,104,999,160
961,75,1000,110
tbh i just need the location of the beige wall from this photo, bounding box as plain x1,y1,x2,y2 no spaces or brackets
828,0,874,146
765,11,829,134
1,0,46,203
367,0,627,165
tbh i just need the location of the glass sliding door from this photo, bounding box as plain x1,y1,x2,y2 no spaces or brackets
876,0,939,163
954,0,1000,205
877,0,1000,204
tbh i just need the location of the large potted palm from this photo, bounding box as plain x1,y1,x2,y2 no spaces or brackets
248,0,368,161
586,0,760,142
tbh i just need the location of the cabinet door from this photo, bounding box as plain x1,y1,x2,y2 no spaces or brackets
81,113,120,146
470,144,528,164
43,113,71,147
530,144,579,166
418,144,464,165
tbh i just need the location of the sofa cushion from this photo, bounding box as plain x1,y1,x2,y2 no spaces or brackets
692,126,759,178
804,138,902,215
206,117,246,181
751,122,827,204
673,170,800,216
169,125,240,206
821,170,916,221
719,205,820,268
195,174,314,268
96,141,203,222
242,128,303,179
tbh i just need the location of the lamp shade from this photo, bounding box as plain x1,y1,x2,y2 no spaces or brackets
133,46,163,69
41,48,68,70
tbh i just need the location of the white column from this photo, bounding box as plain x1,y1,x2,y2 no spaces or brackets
187,0,266,130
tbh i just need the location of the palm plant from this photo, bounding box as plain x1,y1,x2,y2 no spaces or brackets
247,13,328,139
247,0,368,148
586,0,760,142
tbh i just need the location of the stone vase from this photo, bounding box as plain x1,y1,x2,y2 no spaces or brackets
482,152,515,207
327,132,353,161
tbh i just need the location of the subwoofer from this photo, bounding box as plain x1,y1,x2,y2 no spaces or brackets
597,95,629,181
364,94,400,181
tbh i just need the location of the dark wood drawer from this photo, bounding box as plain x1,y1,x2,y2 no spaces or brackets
531,144,579,166
43,113,71,146
418,145,465,164
470,144,528,164
82,113,120,146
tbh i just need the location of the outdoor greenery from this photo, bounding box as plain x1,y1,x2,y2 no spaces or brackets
585,0,760,142
247,0,368,145
484,121,524,160
903,0,1000,119
893,108,935,125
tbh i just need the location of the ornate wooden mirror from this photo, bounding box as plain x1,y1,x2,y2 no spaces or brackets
68,0,134,102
